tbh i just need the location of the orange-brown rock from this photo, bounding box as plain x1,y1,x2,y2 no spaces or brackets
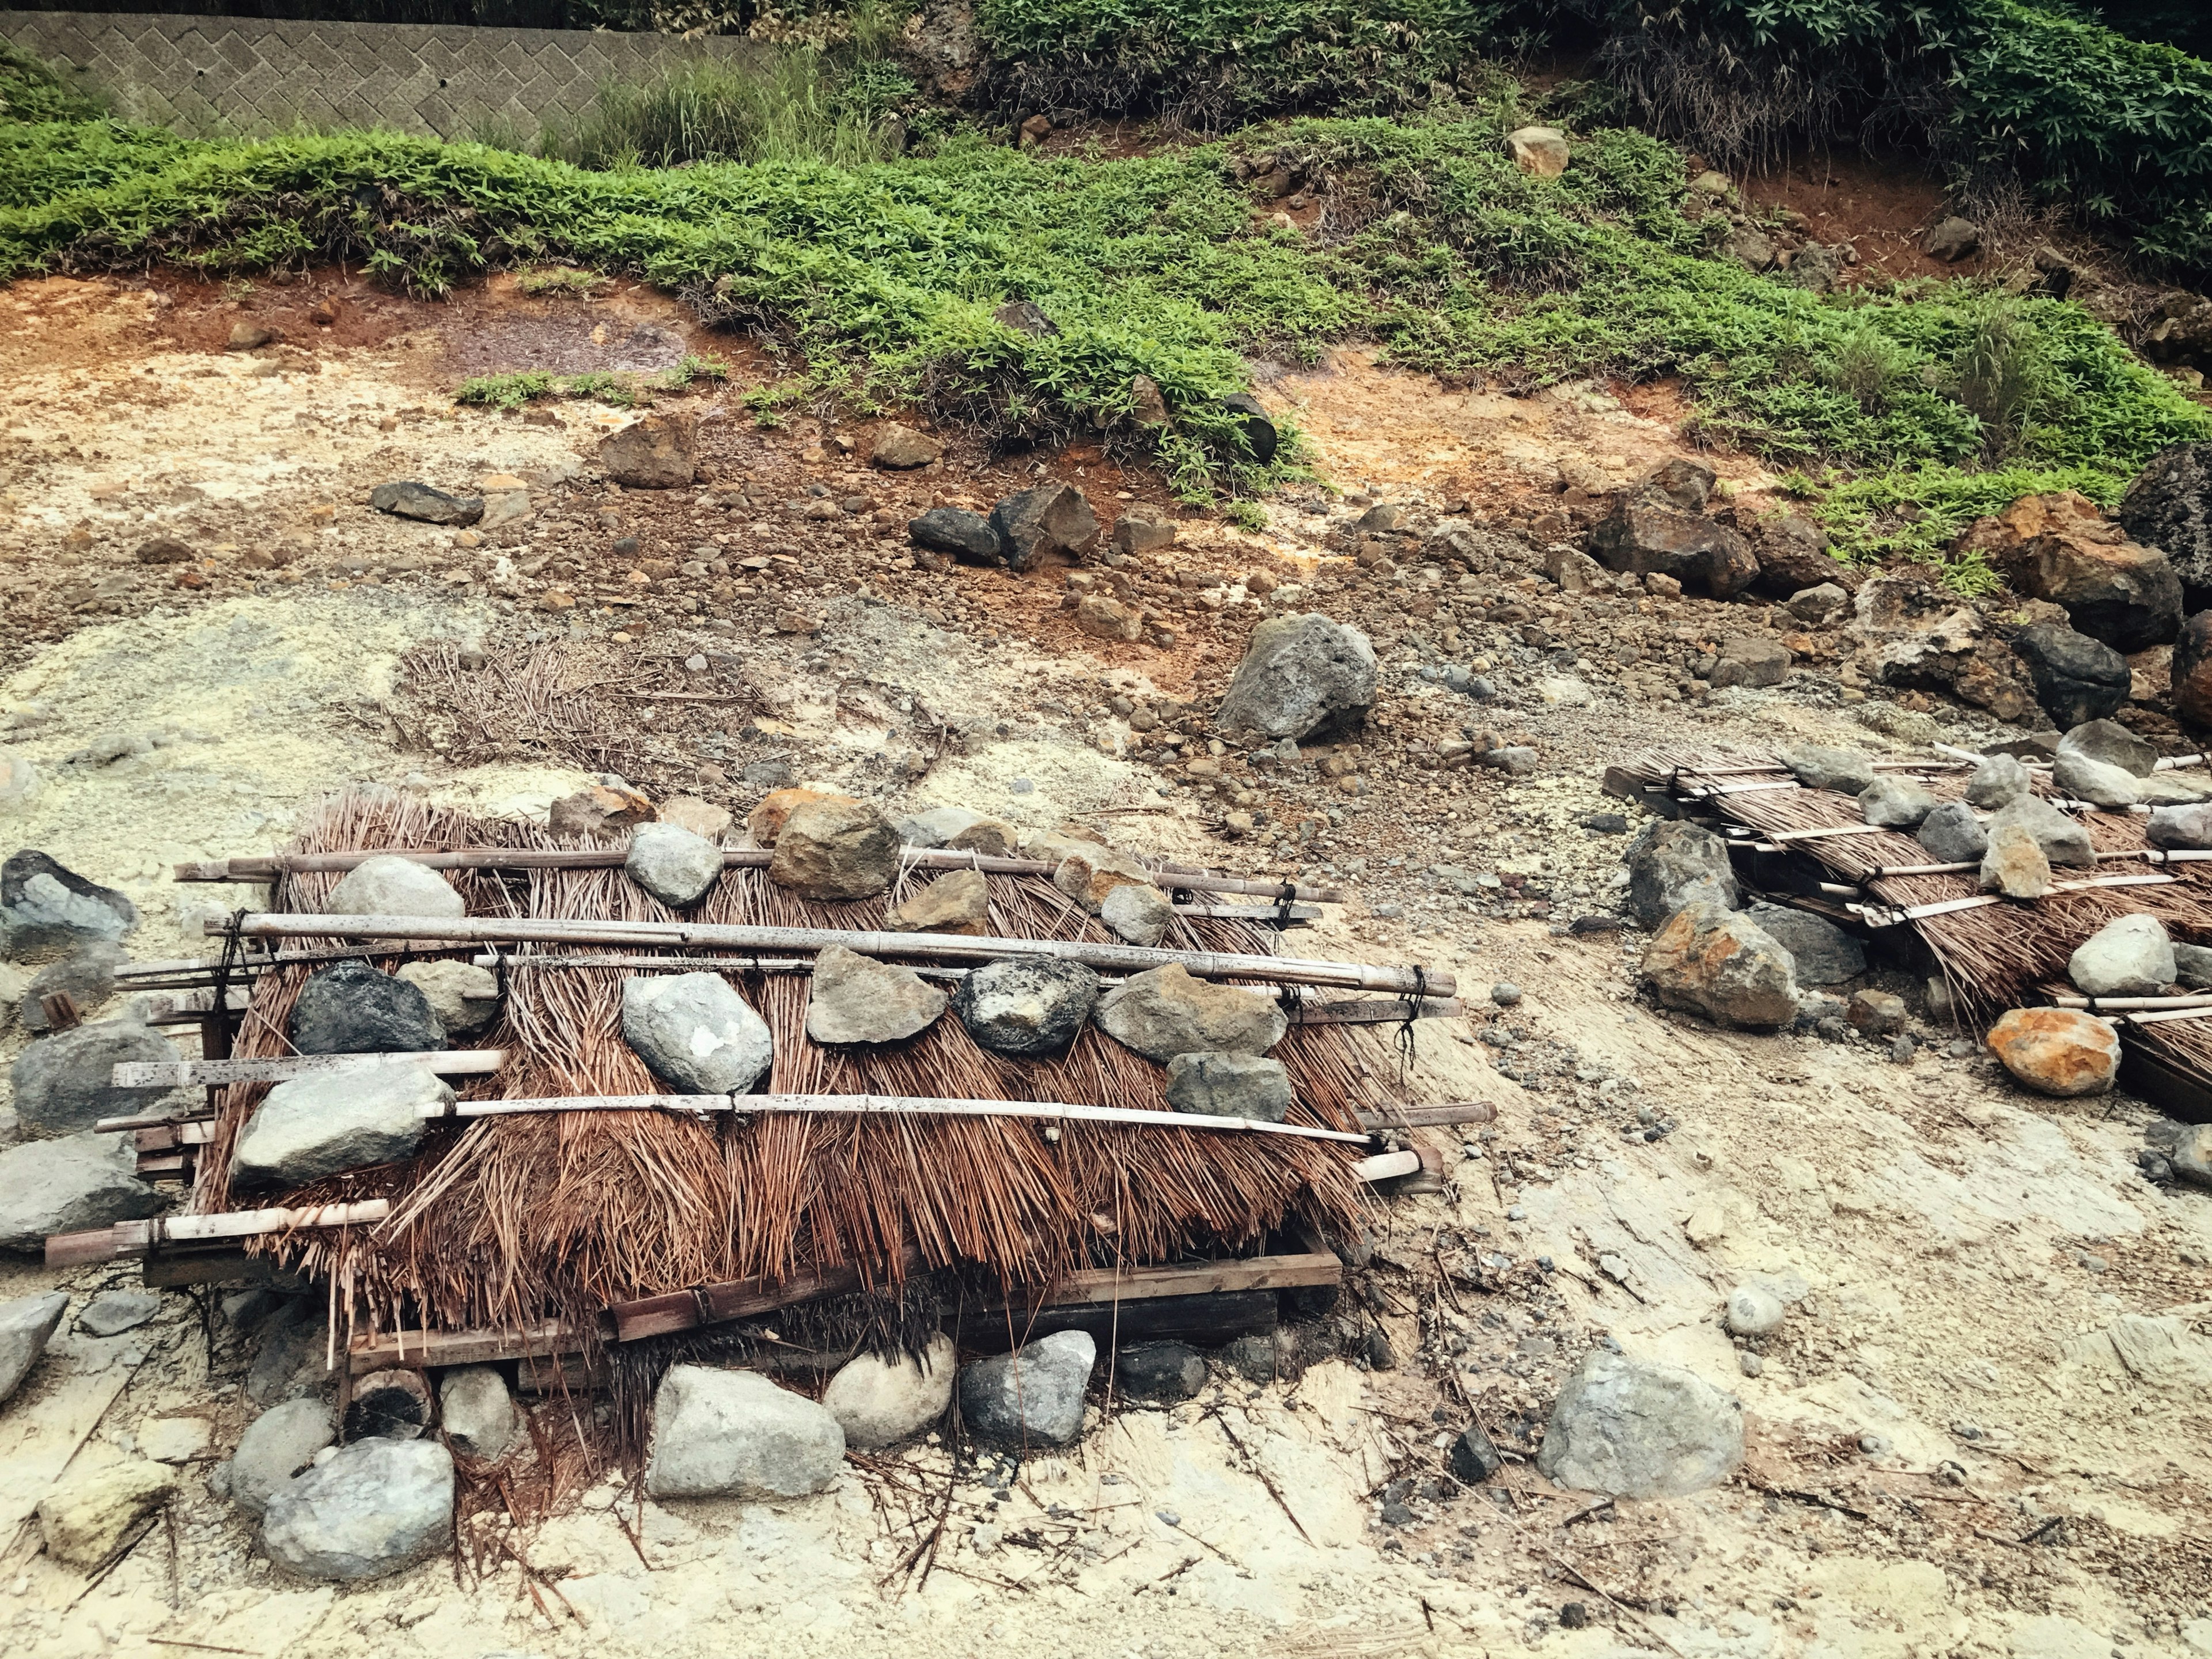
548,785,654,838
746,788,858,849
1958,491,2180,652
1986,1007,2119,1097
767,797,900,900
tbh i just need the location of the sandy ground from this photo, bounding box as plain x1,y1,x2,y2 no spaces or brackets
0,276,2208,1659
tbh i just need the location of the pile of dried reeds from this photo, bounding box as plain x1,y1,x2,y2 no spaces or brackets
199,791,1391,1361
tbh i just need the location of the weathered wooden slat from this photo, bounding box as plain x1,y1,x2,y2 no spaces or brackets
979,1249,1342,1313
611,1257,902,1343
47,1200,389,1267
1292,996,1465,1026
349,1318,601,1376
1354,1101,1497,1130
108,1049,506,1091
212,914,1452,997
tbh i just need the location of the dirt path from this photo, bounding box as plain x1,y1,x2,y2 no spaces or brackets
0,276,2206,1659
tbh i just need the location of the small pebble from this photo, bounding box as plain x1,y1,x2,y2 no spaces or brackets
1010,778,1035,794
1889,1034,1916,1063
1858,1433,1892,1456
1506,1206,1527,1221
1155,1509,1181,1528
1738,1352,1764,1377
1946,1039,1976,1059
1490,982,1522,1007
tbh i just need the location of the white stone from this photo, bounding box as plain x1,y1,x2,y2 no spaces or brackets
626,823,725,908
396,961,501,1037
325,857,464,920
2067,913,2175,998
231,1066,446,1190
1724,1285,1785,1338
822,1334,956,1450
645,1366,846,1499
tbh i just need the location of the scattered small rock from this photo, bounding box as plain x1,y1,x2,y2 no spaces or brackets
599,412,698,489
1781,743,1875,795
1916,801,1987,863
1099,881,1172,946
1215,613,1377,743
988,483,1099,570
77,1289,160,1338
230,1398,336,1516
1858,776,1940,829
1622,820,1739,929
1847,989,1907,1036
39,1458,177,1568
548,783,656,838
0,1133,163,1252
886,868,991,935
1164,1051,1291,1122
2068,913,2176,997
870,427,942,470
1724,1285,1785,1338
1096,964,1287,1062
1504,125,1569,177
768,797,900,900
1745,905,1863,986
1537,1354,1744,1498
368,481,483,526
20,943,128,1033
622,973,774,1092
439,1366,516,1461
1965,752,2031,808
1641,904,1800,1029
1448,1424,1502,1484
231,1065,445,1191
1115,1341,1206,1404
624,822,725,908
908,507,1001,563
1490,981,1522,1006
10,1016,180,1137
1984,794,2094,867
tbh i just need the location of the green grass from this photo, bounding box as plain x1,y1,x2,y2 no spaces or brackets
454,351,732,408
0,46,2199,545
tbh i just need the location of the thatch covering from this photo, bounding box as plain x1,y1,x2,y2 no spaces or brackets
196,793,1392,1358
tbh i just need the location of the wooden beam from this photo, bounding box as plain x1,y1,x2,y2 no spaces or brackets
108,1049,506,1092
1293,997,1464,1026
611,1257,908,1342
177,848,1347,904
213,914,1452,998
978,1249,1342,1313
349,1318,602,1376
135,987,252,1026
1354,1101,1497,1130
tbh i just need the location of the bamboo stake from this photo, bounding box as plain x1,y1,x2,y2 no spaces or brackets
2052,993,2212,1011
213,914,1456,997
429,1092,1375,1146
47,1200,389,1267
175,848,1348,904
107,1050,506,1092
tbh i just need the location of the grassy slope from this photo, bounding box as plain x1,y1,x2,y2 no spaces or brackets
0,74,2203,571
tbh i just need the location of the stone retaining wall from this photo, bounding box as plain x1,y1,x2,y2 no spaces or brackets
0,9,748,139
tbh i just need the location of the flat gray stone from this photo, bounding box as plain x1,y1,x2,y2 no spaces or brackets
395,961,501,1037
231,1066,444,1191
645,1365,846,1499
2140,772,2212,805
1537,1354,1744,1498
1164,1051,1291,1122
2058,719,2156,777
77,1289,160,1338
1215,613,1377,742
1965,753,2031,808
959,1331,1094,1446
230,1397,336,1516
954,959,1099,1057
288,961,444,1055
262,1437,453,1580
2053,749,2141,809
1744,904,1863,987
1622,820,1738,929
1780,744,1875,795
2175,942,2212,990
10,1017,181,1137
1,851,138,963
806,945,945,1044
438,1366,516,1461
324,857,464,920
821,1334,955,1450
2148,802,2212,850
1096,964,1286,1063
2068,914,2175,997
1114,1342,1206,1404
0,1134,163,1253
621,973,773,1092
1100,882,1172,947
1916,802,1987,864
1858,776,1940,829
625,823,724,909
0,1291,68,1405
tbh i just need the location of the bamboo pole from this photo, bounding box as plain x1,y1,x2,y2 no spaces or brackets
47,1200,389,1267
2051,993,2212,1011
213,914,1456,997
175,847,1348,904
433,1091,1376,1146
107,1050,506,1093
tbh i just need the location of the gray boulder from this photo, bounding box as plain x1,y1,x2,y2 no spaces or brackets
0,1133,163,1251
1163,1051,1291,1122
1,851,138,963
1986,794,2094,867
805,945,945,1045
2052,749,2141,809
77,1289,160,1338
262,1437,454,1581
230,1397,336,1516
954,959,1099,1057
0,1291,68,1405
621,972,774,1093
959,1331,1094,1446
1724,1285,1785,1338
1858,776,1940,829
1779,744,1875,795
1784,583,1848,623
908,507,1001,564
1641,903,1800,1029
1537,1354,1744,1498
288,961,444,1055
438,1366,516,1461
887,869,991,934
2118,441,2212,607
987,484,1100,571
1099,882,1173,947
1965,752,2031,809
2013,623,2131,728
394,961,501,1037
1096,964,1286,1063
1709,634,1790,689
2068,914,2176,997
1622,820,1739,929
644,1365,847,1499
20,942,129,1034
821,1334,955,1450
1916,802,1988,864
231,1066,444,1191
2175,942,2212,990
2149,802,2212,850
625,823,724,909
1215,613,1378,743
1744,904,1862,986
324,856,464,920
1115,1342,1206,1404
2058,719,2157,777
10,1017,180,1138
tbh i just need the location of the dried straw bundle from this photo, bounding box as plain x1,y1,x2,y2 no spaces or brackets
208,792,1388,1353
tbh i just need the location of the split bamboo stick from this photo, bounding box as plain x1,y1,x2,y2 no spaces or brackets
47,1200,389,1267
213,914,1457,996
2051,993,2212,1011
107,1050,506,1092
175,847,1348,904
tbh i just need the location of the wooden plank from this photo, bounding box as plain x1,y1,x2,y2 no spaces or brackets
1354,1101,1497,1130
982,1250,1341,1313
1293,997,1464,1026
956,1289,1279,1352
349,1318,602,1376
2119,1037,2212,1126
47,1199,389,1266
215,914,1449,997
134,1152,194,1178
108,1049,506,1091
136,987,252,1025
1171,902,1320,923
611,1258,896,1342
141,1249,303,1290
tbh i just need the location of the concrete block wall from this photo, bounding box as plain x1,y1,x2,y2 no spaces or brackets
0,9,749,138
